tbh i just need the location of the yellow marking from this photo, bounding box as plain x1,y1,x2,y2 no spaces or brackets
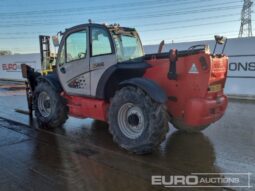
209,84,222,93
41,69,53,75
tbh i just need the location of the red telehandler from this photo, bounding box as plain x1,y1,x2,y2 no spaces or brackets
21,23,228,154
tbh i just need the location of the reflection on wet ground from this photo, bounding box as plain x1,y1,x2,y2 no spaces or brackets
0,81,25,96
0,81,254,191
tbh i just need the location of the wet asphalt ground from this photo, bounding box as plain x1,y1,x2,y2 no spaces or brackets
0,81,254,191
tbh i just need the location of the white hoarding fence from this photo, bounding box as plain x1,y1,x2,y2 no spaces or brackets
0,53,41,81
0,37,254,97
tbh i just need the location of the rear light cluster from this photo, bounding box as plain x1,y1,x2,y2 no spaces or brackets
209,57,228,84
211,59,227,77
208,56,228,95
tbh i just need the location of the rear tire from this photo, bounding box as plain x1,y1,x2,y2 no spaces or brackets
34,82,68,128
108,86,169,154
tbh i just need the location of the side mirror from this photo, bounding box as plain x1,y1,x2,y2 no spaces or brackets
52,35,60,47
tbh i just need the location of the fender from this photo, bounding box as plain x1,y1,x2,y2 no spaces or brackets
120,78,167,104
37,73,63,93
96,62,150,99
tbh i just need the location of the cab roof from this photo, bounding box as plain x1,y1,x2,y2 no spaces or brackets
64,23,136,34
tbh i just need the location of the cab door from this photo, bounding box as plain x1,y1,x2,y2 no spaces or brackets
89,26,117,97
57,27,90,96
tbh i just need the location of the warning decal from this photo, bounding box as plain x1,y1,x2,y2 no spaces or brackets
189,63,199,74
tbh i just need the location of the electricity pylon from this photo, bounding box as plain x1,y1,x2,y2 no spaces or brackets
239,0,253,37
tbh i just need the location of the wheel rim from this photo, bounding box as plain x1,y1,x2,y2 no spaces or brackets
37,91,52,117
117,103,145,139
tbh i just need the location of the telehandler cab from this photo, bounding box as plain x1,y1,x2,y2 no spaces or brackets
21,23,228,154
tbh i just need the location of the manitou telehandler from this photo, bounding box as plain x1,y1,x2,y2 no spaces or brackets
21,22,228,154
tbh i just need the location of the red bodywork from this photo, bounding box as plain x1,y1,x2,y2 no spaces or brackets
63,94,109,121
65,50,228,128
144,52,228,127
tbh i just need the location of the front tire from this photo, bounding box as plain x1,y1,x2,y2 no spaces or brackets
108,86,169,154
34,82,68,128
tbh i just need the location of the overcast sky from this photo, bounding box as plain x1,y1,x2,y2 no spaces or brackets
0,0,252,53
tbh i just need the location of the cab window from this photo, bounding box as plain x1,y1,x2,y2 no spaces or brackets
113,34,144,62
66,30,87,62
91,27,112,56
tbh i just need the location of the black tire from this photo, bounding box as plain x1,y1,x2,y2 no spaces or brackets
171,119,209,133
108,86,169,154
34,82,68,128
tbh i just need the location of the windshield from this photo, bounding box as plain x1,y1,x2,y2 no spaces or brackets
113,33,144,62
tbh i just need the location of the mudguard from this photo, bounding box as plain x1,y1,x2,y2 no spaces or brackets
37,73,63,93
96,62,151,99
120,78,167,104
